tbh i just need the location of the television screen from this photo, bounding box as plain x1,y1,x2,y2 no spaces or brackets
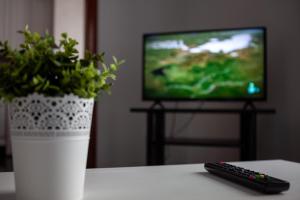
143,27,266,101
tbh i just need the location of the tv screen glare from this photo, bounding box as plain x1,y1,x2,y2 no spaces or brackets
143,27,266,101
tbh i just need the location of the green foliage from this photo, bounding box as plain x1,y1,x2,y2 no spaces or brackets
0,25,124,101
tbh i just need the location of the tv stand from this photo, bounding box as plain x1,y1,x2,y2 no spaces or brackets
150,101,165,109
243,101,256,110
131,105,276,165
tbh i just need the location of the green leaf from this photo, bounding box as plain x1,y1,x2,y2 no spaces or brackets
32,77,39,85
110,63,117,71
61,32,68,39
112,56,118,64
42,80,50,90
102,63,108,72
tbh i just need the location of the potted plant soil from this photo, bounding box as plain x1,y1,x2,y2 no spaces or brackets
0,26,124,200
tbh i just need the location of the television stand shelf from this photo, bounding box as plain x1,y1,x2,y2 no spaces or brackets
130,107,276,165
165,137,240,147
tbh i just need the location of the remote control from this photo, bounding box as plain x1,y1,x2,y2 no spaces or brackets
204,162,290,194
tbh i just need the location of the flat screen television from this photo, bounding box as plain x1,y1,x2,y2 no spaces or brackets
143,27,266,101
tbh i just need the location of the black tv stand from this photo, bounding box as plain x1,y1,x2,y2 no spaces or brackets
243,101,256,111
150,101,165,109
131,105,276,165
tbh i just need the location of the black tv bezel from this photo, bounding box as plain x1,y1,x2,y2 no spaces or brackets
142,26,267,102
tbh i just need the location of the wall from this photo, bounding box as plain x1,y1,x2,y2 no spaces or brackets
53,0,85,57
0,0,53,47
97,0,300,167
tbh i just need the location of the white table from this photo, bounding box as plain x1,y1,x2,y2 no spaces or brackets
0,160,299,200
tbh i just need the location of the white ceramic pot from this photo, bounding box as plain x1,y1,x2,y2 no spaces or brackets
9,94,94,200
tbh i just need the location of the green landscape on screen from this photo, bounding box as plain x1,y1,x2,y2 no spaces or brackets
144,29,265,100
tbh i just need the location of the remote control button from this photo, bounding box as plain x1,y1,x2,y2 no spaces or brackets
255,174,261,179
260,174,265,179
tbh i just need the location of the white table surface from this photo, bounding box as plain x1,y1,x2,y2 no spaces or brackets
0,160,299,200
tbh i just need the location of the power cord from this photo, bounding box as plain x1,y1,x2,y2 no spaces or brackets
169,101,204,138
165,101,205,163
168,102,178,137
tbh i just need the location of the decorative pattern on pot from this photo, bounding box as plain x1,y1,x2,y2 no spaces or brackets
9,93,94,138
9,94,94,200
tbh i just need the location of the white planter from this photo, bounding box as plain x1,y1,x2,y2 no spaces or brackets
9,94,94,200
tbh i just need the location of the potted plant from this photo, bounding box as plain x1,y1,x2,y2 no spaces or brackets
0,26,124,200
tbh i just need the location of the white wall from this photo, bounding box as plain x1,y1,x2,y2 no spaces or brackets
0,0,53,47
97,0,300,167
53,0,85,57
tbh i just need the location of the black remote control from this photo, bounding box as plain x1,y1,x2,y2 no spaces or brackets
204,162,290,194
